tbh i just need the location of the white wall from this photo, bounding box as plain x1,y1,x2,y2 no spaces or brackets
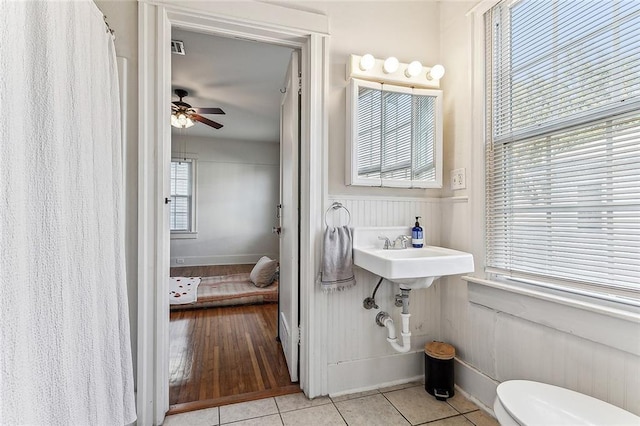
170,135,279,266
321,1,443,199
438,1,640,415
97,0,448,402
97,0,458,400
95,0,639,415
325,196,447,395
107,1,446,400
316,1,447,395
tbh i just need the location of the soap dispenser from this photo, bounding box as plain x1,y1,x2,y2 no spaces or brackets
412,216,424,248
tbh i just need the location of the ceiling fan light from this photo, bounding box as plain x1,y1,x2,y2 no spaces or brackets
170,113,181,128
170,90,224,130
171,111,196,129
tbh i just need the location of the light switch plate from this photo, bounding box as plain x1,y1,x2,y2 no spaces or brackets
451,168,466,190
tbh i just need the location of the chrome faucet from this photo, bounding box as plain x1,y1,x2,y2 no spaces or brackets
378,234,411,249
394,235,411,249
378,235,392,249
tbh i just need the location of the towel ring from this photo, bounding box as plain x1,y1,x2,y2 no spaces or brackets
324,202,351,227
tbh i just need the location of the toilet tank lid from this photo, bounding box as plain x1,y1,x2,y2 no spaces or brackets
497,380,640,426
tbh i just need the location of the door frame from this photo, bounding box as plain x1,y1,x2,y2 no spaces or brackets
137,2,329,425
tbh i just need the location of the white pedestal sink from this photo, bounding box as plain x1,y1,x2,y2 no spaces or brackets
352,226,474,289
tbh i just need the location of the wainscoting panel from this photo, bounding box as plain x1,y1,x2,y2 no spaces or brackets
486,307,640,415
327,197,441,247
324,196,443,394
440,199,640,416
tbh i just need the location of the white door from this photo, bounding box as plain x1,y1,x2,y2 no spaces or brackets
278,51,300,382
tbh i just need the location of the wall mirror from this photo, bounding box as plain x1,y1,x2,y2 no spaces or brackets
346,78,443,188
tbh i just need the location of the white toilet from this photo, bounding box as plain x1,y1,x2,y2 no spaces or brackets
493,380,640,425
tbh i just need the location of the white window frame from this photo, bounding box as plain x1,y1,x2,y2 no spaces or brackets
459,10,640,409
346,78,443,188
483,0,640,302
170,158,197,239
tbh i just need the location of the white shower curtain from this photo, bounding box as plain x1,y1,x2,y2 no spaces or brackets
0,1,136,424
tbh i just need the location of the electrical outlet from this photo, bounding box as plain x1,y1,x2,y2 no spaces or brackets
176,258,185,264
451,168,466,190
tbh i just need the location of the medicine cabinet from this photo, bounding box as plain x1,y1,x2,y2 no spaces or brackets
346,78,443,188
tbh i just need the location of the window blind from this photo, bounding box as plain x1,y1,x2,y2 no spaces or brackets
170,160,192,231
382,91,412,180
357,86,382,178
485,0,640,295
413,96,436,181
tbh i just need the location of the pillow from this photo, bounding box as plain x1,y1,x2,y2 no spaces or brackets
250,256,278,288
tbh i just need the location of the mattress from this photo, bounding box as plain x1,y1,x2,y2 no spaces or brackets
170,272,278,310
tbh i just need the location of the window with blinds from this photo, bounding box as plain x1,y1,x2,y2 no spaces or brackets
347,78,442,188
485,0,640,297
170,159,195,232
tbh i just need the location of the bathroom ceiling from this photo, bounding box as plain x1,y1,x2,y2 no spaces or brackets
171,28,294,143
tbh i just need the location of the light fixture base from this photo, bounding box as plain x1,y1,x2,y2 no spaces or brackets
175,88,189,99
347,54,441,89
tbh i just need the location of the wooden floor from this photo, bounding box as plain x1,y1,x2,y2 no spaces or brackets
169,302,298,413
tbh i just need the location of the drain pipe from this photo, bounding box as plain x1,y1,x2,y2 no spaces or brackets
375,288,412,353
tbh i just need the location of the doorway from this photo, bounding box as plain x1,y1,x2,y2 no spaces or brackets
167,30,301,412
137,4,328,424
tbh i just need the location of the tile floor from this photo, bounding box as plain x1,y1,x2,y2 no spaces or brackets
163,382,499,426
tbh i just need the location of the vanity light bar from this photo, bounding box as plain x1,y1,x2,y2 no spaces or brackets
347,54,443,89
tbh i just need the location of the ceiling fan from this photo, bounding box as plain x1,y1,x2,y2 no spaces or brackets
171,89,225,129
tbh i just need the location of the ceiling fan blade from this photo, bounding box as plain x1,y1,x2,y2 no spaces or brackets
192,114,223,129
195,107,225,115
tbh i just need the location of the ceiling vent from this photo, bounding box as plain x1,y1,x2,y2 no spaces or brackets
171,40,185,55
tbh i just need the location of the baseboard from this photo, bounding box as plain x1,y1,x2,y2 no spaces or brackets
170,253,278,267
326,352,499,411
454,357,498,411
327,351,424,396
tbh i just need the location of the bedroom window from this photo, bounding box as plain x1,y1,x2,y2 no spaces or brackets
346,78,443,188
170,159,197,237
485,0,640,299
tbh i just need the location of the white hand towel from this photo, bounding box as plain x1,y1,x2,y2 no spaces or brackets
319,226,356,291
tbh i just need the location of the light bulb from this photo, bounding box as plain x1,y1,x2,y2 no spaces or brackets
178,113,188,126
171,114,180,128
184,117,195,128
359,54,375,71
427,64,445,80
383,57,399,74
405,60,422,78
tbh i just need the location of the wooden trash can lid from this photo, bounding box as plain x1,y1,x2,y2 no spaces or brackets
425,341,455,360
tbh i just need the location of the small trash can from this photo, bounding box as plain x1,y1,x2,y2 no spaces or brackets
424,341,455,401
